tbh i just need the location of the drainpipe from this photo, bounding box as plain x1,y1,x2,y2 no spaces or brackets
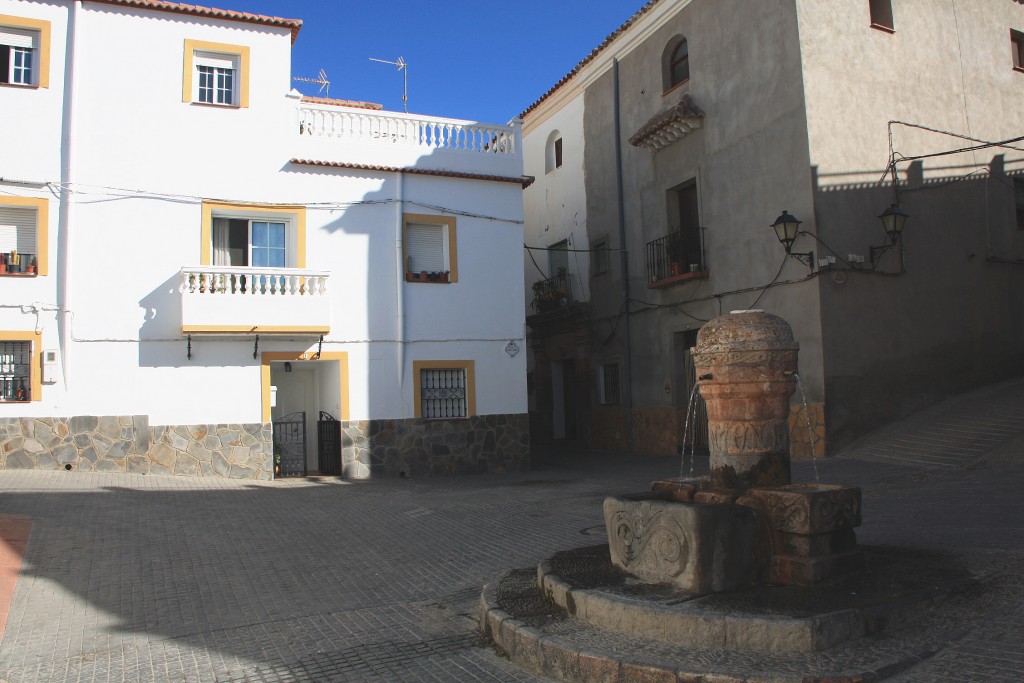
57,1,82,388
613,59,634,451
395,171,406,396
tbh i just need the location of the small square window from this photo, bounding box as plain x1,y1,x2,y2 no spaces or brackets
0,18,46,87
404,214,457,282
0,339,33,402
183,40,248,108
600,363,620,405
869,0,894,31
0,197,47,276
1012,30,1024,72
195,52,238,105
414,360,475,419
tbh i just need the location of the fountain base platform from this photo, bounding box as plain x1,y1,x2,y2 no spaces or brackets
480,544,976,681
609,479,864,592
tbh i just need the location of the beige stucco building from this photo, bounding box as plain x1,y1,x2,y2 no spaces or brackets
523,0,1024,458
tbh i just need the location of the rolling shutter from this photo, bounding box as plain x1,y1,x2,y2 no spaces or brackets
406,223,446,273
0,28,35,49
0,207,37,255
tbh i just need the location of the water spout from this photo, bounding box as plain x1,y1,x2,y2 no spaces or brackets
680,380,703,480
791,373,821,487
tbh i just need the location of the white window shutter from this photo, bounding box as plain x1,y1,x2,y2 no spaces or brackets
0,28,35,49
194,51,237,70
0,208,37,255
406,223,446,272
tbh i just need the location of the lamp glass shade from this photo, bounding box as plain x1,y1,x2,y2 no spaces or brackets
771,210,801,250
879,204,909,240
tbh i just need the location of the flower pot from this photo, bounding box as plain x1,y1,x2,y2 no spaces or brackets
439,272,449,283
669,261,683,276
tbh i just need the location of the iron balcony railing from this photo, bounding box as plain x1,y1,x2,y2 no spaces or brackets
646,230,705,283
530,271,574,313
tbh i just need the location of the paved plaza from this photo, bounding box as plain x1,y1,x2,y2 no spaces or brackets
0,378,1023,682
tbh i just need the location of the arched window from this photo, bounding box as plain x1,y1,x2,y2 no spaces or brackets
663,36,689,91
545,130,563,174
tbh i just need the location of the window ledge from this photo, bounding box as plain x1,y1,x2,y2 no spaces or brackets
190,101,241,109
1013,66,1024,74
661,79,690,98
405,272,451,283
870,23,895,34
0,82,39,89
648,270,708,289
0,272,38,278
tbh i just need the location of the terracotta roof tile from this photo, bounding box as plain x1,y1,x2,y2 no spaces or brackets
300,96,382,111
519,0,663,120
86,0,303,43
290,159,534,188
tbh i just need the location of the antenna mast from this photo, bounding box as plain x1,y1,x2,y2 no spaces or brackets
369,56,408,112
293,69,330,98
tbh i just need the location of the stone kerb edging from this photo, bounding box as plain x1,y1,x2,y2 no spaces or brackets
480,581,671,683
537,557,867,653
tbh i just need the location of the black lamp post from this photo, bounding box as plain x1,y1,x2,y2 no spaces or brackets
771,210,814,269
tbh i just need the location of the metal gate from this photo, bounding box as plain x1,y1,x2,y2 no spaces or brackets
682,350,710,455
317,411,342,476
273,411,307,477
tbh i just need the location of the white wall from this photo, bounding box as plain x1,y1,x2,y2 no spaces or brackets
522,95,588,303
0,0,527,428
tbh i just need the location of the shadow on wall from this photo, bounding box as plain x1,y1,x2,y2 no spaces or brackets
810,156,1024,449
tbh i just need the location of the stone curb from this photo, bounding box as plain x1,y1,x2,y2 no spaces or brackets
537,552,971,654
481,571,946,683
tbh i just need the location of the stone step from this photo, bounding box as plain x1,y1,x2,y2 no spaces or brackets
480,545,980,682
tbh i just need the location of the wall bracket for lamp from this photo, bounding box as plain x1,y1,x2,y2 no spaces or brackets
314,335,323,360
253,335,259,360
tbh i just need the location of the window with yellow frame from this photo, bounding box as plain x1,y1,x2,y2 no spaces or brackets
413,360,475,418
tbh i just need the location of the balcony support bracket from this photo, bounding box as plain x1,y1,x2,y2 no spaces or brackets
187,334,192,361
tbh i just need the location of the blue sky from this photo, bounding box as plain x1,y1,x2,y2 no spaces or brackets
216,0,642,123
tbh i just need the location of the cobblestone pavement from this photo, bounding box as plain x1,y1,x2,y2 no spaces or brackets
0,377,1022,682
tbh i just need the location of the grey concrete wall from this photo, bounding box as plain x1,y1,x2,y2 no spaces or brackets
796,0,1024,447
581,0,825,439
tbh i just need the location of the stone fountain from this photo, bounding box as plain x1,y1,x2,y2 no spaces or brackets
481,311,973,680
604,309,864,592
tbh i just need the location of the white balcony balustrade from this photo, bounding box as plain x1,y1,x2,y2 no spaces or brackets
179,266,331,335
297,106,519,157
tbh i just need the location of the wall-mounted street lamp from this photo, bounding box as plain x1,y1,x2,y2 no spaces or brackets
771,210,814,270
870,203,910,265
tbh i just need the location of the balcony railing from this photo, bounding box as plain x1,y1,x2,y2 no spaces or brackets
297,106,518,158
179,266,331,334
646,230,706,285
530,272,574,313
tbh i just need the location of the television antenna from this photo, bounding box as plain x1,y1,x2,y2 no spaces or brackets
369,56,408,112
293,68,330,98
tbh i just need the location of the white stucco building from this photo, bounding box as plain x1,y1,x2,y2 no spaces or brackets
0,0,530,479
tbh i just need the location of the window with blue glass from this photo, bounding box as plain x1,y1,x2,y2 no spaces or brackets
250,221,286,268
